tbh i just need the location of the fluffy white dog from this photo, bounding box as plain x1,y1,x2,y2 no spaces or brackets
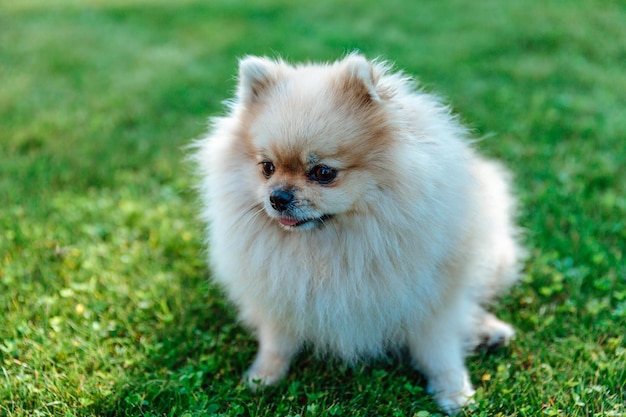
193,54,524,414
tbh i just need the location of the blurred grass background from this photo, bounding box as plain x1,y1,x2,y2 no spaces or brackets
1,0,625,416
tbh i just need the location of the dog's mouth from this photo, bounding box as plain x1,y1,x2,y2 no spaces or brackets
278,214,334,229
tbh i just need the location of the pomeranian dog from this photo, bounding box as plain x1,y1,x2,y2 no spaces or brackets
193,54,524,414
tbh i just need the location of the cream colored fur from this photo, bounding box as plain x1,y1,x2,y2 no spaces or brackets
193,54,524,415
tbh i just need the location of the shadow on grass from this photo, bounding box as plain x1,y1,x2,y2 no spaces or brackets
89,272,246,416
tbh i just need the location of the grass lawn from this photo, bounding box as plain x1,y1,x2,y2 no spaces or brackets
1,0,625,416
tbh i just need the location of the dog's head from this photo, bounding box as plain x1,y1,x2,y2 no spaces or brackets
234,54,395,231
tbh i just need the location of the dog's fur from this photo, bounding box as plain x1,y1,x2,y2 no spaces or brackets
193,54,524,414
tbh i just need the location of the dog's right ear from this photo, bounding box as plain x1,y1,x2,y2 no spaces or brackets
238,56,280,105
340,54,381,103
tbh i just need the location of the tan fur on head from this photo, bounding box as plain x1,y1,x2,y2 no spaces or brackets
193,54,524,415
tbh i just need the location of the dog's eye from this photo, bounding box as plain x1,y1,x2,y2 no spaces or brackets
309,164,337,184
260,161,275,178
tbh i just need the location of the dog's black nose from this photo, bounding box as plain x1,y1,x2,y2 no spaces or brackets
269,189,294,212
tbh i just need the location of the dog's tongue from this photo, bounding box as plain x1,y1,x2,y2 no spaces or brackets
279,217,299,227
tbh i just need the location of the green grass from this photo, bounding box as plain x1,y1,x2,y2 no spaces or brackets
1,0,625,416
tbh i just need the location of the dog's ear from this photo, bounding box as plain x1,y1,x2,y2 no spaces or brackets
238,56,281,105
339,54,381,103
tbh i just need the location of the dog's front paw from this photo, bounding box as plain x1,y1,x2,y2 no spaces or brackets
243,352,291,390
476,313,515,352
427,371,475,415
243,367,285,390
432,389,475,416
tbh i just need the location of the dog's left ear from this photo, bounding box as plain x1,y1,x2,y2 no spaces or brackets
339,54,381,103
238,56,281,105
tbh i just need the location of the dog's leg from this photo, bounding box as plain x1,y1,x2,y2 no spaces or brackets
475,311,515,352
244,320,300,389
408,308,475,415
